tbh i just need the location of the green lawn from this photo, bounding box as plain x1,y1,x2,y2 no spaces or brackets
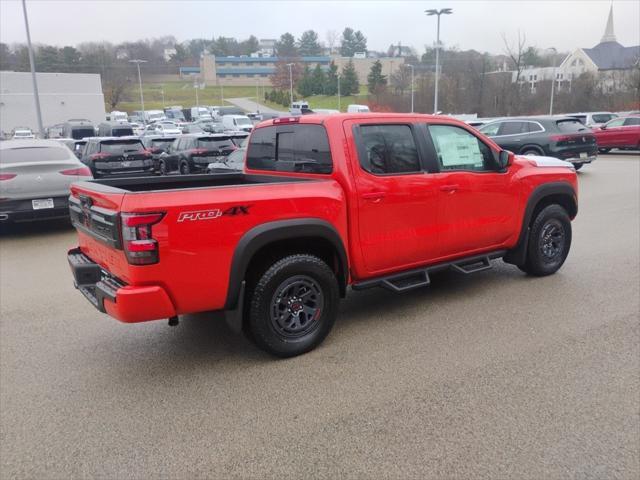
115,82,263,112
113,81,371,114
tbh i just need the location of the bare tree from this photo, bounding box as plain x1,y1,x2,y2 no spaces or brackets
103,70,131,110
325,30,339,55
501,30,527,114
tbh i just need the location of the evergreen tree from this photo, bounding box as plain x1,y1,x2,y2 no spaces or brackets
340,28,367,57
311,64,326,94
297,65,314,98
367,60,387,94
325,61,339,95
298,30,322,56
275,33,298,58
340,60,359,96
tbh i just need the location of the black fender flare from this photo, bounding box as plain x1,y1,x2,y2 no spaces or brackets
504,182,577,265
224,218,348,309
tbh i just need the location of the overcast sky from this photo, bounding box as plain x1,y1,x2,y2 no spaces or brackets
1,0,639,55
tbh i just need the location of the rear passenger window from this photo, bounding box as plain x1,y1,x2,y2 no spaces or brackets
429,125,495,172
498,122,526,135
624,117,640,126
357,124,420,174
246,124,332,174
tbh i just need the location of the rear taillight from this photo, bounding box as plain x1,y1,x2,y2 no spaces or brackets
121,212,164,265
189,148,209,155
550,135,572,142
60,167,92,176
90,153,109,161
0,173,17,181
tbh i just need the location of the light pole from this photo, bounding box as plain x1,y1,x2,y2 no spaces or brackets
220,83,224,104
21,0,44,138
406,64,415,113
286,63,294,106
425,7,453,114
255,83,260,113
337,73,341,111
129,59,147,122
194,79,199,107
160,84,165,108
547,47,557,115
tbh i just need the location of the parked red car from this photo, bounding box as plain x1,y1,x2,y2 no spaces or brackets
593,115,640,153
67,114,578,357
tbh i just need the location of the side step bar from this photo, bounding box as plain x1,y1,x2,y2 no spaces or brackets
352,250,506,293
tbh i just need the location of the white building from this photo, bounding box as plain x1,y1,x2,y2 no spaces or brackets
0,71,106,134
513,5,639,94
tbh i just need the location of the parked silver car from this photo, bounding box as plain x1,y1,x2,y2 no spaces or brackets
0,139,92,222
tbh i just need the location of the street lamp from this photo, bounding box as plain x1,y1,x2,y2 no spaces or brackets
129,59,147,122
406,64,415,113
547,47,558,115
21,0,44,138
425,7,453,114
337,73,341,111
286,63,294,106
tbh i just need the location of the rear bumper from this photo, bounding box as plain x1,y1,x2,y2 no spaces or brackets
0,196,69,222
67,247,176,323
564,154,597,165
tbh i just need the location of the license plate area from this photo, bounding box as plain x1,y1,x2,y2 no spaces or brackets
32,198,54,210
580,152,587,158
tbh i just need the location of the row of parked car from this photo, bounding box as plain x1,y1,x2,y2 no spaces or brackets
470,113,640,170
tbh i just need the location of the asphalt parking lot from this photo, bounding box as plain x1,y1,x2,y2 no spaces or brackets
1,153,638,479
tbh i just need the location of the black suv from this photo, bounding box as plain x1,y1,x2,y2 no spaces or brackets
141,135,179,174
163,134,237,175
479,116,597,169
79,137,154,178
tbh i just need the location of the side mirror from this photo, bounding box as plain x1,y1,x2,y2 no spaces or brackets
497,150,513,169
600,125,607,130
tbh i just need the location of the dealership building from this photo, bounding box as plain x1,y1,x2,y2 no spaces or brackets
0,71,106,134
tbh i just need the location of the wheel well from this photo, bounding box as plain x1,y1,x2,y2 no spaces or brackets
244,237,347,297
519,144,544,155
532,193,577,221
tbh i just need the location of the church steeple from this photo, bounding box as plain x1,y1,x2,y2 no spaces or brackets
601,4,617,43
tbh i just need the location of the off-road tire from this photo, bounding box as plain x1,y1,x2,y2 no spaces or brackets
246,254,339,357
518,204,572,276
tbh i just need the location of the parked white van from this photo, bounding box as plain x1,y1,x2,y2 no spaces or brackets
289,101,310,115
107,111,129,123
347,104,370,113
222,115,254,133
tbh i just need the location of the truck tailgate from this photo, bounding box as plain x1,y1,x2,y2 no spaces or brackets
69,183,129,279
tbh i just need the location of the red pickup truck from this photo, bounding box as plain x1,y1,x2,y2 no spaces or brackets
68,114,578,357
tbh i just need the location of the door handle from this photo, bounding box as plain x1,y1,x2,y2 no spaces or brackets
362,192,386,202
440,184,459,193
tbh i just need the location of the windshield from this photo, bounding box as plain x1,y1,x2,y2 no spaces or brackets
70,127,94,139
235,117,252,126
592,114,616,124
112,127,133,137
151,139,174,150
197,138,235,150
556,120,590,133
1,146,70,163
148,113,164,120
99,140,145,155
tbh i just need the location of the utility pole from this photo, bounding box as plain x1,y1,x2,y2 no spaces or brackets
129,59,147,122
286,63,294,106
337,73,341,111
406,64,415,113
547,47,557,115
426,8,453,114
21,0,44,138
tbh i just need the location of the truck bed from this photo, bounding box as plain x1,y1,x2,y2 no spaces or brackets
80,172,315,193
